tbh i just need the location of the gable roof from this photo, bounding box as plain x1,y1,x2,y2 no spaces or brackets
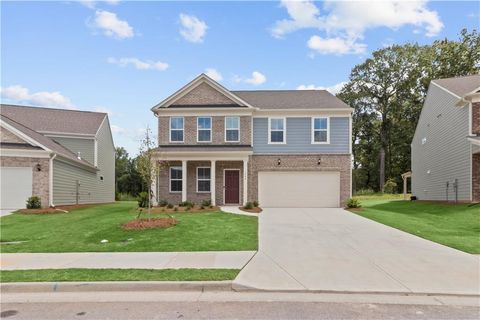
1,114,96,170
232,90,350,110
0,104,106,135
432,75,480,98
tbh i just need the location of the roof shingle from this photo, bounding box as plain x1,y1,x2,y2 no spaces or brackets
432,75,480,97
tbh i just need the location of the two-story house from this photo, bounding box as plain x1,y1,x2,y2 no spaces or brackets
151,74,352,208
0,104,115,209
411,75,480,202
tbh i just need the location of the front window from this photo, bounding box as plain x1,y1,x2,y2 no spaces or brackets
269,118,285,144
197,117,212,142
170,117,184,142
225,116,240,142
197,167,211,192
169,167,182,192
312,117,329,143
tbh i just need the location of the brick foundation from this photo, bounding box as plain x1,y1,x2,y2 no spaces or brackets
1,156,50,207
473,154,480,202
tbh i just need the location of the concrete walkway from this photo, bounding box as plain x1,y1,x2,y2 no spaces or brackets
0,209,16,217
233,208,480,295
1,251,256,270
221,206,258,217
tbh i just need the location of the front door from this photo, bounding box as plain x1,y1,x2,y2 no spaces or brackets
224,170,240,204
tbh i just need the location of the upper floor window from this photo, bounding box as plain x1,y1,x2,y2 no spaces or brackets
225,116,240,142
312,117,329,144
269,117,286,144
170,167,182,192
197,167,211,192
170,117,184,142
197,117,212,142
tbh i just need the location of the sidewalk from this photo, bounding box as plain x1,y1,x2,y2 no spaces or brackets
0,251,256,270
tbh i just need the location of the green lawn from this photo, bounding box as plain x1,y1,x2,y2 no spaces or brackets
0,202,258,253
0,268,239,282
351,198,480,254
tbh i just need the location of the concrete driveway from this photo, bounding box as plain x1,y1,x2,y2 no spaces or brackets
233,208,480,295
0,209,16,217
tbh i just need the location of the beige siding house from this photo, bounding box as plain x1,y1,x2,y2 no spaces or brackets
0,104,115,209
411,75,480,202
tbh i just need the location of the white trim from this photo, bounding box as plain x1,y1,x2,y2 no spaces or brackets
0,149,50,158
431,81,461,99
169,116,184,143
196,166,211,193
156,151,253,161
152,74,257,111
253,109,352,117
43,134,95,140
37,131,96,137
469,102,473,136
467,137,480,146
169,166,183,193
155,108,254,117
181,160,187,202
268,117,286,144
243,159,248,206
0,121,51,152
95,115,107,137
211,160,216,206
94,139,98,167
470,143,473,202
311,117,330,144
49,153,57,207
197,116,212,143
223,168,241,205
349,114,352,154
224,116,240,143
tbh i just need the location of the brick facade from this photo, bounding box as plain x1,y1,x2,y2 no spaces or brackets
0,127,28,144
472,102,480,135
473,154,480,202
0,156,50,207
175,82,237,105
158,116,251,145
248,154,352,206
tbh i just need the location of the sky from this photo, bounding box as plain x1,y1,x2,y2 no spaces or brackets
1,0,479,155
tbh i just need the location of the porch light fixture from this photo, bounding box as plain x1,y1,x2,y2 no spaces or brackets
35,164,42,172
277,158,281,166
317,158,321,165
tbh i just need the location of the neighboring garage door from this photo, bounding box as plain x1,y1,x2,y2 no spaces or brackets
0,167,33,209
258,171,340,208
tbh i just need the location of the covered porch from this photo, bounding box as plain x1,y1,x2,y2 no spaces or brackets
153,149,252,206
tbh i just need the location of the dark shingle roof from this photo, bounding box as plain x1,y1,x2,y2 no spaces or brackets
231,90,350,110
432,75,480,97
0,104,106,135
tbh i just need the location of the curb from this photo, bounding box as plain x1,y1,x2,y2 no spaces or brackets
1,281,233,293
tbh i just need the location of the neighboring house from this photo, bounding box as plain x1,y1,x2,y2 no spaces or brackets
0,104,115,209
411,75,480,202
151,74,352,208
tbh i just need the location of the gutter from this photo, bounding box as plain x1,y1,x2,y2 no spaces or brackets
49,153,57,207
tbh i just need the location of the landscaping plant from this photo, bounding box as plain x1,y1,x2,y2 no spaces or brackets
346,198,361,208
26,196,41,209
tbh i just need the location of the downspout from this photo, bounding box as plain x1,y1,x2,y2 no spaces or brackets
49,153,57,207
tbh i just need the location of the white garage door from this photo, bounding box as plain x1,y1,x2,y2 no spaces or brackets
1,167,33,209
258,171,340,208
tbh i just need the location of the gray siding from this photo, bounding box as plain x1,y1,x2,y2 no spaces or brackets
411,84,471,201
51,137,95,165
52,116,115,205
252,117,350,154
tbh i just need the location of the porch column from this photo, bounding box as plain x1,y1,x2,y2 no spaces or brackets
151,161,158,206
243,158,248,205
211,160,216,206
182,160,187,202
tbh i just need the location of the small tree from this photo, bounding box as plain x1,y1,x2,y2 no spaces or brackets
136,126,162,220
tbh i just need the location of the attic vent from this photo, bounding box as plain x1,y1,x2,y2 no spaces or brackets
77,152,82,160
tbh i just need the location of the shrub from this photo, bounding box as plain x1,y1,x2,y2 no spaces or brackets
383,179,398,194
346,198,361,208
253,200,259,208
167,203,174,209
201,199,211,207
137,192,150,208
179,200,194,208
26,196,41,209
158,199,168,207
173,206,178,212
244,202,254,210
117,192,137,201
354,188,375,196
115,192,120,201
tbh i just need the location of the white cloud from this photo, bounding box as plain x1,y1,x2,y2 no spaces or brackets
307,35,366,55
297,81,347,94
179,13,208,43
243,71,267,85
80,0,120,9
93,10,133,39
1,85,76,109
92,106,117,117
272,0,443,55
204,68,223,82
107,57,168,71
111,124,127,135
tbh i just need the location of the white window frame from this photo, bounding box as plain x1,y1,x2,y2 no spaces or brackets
225,116,240,142
268,117,286,144
197,116,212,143
169,117,184,143
311,117,330,144
169,166,183,193
196,167,211,193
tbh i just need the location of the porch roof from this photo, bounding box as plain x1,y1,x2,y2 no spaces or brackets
154,145,252,160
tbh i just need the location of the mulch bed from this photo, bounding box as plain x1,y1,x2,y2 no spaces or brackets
239,207,262,213
138,206,220,214
122,218,178,230
18,208,69,215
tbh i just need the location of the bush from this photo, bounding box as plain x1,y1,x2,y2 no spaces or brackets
179,201,194,208
173,206,178,212
137,192,150,208
167,203,174,209
115,192,120,201
201,199,211,207
346,198,361,208
26,196,41,209
158,199,168,207
253,200,259,208
244,202,254,210
117,192,137,201
354,188,375,196
383,179,398,194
